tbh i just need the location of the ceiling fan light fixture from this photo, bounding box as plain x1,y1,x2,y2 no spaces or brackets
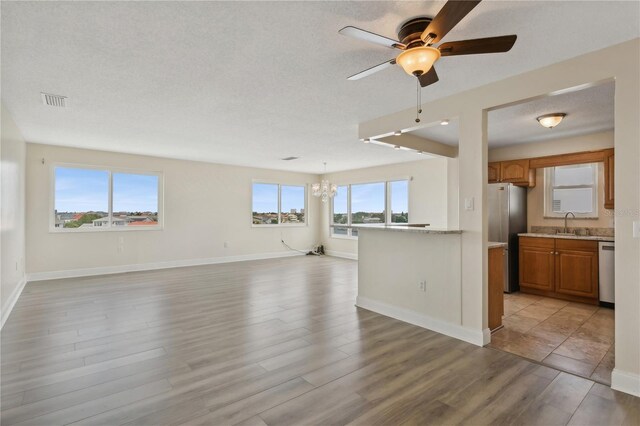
396,46,441,77
537,113,566,129
440,119,450,126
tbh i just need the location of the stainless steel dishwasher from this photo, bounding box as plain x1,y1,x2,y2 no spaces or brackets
598,241,615,308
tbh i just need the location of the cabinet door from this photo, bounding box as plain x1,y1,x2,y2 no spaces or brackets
488,162,501,183
488,247,505,331
500,159,530,183
519,238,555,291
604,149,614,209
555,240,599,300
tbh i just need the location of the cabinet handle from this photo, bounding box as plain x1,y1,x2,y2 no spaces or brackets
556,252,559,255
549,251,554,254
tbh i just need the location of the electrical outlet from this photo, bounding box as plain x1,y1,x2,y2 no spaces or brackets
418,280,427,292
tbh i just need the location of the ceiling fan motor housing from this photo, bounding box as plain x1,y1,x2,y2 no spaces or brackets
398,17,433,46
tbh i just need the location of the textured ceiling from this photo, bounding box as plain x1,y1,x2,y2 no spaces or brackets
411,81,615,147
1,1,638,173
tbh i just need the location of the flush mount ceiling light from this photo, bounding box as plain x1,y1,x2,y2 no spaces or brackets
537,113,566,129
393,145,401,150
362,138,371,143
312,162,338,203
393,130,402,136
440,119,450,126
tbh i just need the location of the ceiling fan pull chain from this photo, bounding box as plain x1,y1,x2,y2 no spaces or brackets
415,79,422,123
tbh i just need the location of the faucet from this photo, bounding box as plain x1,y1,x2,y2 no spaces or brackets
563,212,575,234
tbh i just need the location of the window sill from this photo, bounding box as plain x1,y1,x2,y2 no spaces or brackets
49,226,163,233
251,223,308,228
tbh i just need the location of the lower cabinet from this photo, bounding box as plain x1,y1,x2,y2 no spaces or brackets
519,237,599,304
488,246,505,331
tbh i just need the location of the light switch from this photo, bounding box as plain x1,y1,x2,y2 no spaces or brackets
464,197,474,211
634,221,640,238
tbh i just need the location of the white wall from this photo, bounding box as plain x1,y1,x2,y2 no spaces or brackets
359,39,640,396
318,157,454,259
1,103,27,327
26,143,321,279
490,131,615,230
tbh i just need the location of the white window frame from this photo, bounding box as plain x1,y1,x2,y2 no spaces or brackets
251,181,308,227
50,163,164,233
330,178,410,239
544,163,598,219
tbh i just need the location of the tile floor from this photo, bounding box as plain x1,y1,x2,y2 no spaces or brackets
489,292,614,385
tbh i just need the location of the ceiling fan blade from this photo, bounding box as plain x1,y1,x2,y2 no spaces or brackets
347,59,396,80
418,67,439,87
421,0,482,44
339,26,406,50
439,35,517,56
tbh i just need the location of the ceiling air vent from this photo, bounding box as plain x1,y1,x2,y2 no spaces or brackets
281,156,300,161
41,93,67,107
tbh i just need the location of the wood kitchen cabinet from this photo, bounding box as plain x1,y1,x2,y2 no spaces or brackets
487,160,535,187
488,246,505,331
519,237,555,292
519,236,599,304
500,159,530,183
555,239,599,300
488,162,501,184
604,148,614,209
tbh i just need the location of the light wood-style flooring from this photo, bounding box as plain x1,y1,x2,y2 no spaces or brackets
1,256,638,425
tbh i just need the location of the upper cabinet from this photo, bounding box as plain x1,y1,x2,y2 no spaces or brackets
604,148,614,209
488,162,501,183
487,159,536,187
500,159,530,183
488,149,614,209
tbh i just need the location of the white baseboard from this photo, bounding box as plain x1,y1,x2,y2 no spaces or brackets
1,276,26,329
26,251,304,282
612,368,640,397
326,250,358,260
356,295,487,346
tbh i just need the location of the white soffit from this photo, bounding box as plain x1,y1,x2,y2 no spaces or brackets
410,81,614,147
1,1,637,172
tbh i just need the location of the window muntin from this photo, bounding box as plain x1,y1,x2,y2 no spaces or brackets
252,182,307,226
545,163,598,218
52,165,162,232
331,179,409,238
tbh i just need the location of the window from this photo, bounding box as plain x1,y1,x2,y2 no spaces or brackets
52,165,162,231
389,180,409,223
545,163,598,218
331,179,409,238
252,182,307,226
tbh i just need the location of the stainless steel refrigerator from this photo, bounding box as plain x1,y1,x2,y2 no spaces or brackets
488,183,527,293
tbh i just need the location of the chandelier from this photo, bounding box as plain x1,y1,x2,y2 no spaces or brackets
312,162,337,203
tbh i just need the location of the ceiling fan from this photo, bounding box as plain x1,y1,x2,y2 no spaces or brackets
339,0,517,88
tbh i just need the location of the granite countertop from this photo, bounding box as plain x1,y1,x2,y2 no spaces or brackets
351,225,462,235
488,242,508,249
518,233,614,242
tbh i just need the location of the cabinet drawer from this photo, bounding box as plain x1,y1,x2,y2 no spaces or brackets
519,236,555,249
555,239,597,252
